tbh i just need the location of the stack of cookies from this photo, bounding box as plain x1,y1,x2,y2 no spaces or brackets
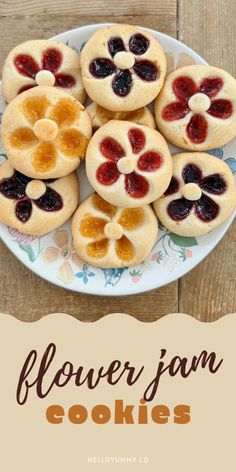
0,24,236,268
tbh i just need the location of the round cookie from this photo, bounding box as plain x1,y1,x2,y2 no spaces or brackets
0,161,79,236
2,39,86,103
86,102,156,130
80,24,166,111
2,85,92,179
153,152,236,237
72,192,158,268
86,120,172,208
155,65,236,151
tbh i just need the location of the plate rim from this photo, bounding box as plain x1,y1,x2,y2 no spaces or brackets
0,22,235,296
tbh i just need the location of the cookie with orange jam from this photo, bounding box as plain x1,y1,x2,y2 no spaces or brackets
2,86,92,179
72,193,158,268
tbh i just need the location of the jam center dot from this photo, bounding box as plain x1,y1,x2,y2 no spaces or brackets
113,51,135,70
117,157,135,174
188,93,211,113
33,118,58,141
182,182,202,201
104,222,123,240
35,70,55,86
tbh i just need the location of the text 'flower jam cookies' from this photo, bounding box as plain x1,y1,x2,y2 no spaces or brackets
80,24,166,111
0,161,79,235
86,102,156,130
155,65,236,150
2,85,92,179
86,120,172,208
72,193,158,268
2,39,86,103
153,152,236,237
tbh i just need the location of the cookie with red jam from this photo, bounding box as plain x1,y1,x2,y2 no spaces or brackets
72,193,158,268
80,24,166,111
2,85,92,179
0,161,79,235
153,152,236,237
155,65,236,150
85,120,172,208
2,39,86,103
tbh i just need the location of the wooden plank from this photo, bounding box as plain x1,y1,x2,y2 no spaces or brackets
0,0,178,320
178,0,236,320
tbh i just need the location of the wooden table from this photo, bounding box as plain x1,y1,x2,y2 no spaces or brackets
0,0,235,322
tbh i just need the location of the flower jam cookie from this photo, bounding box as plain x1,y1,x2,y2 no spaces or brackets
0,161,79,235
72,193,158,268
86,120,172,208
155,65,236,150
2,86,92,179
2,39,86,103
153,152,236,236
86,102,156,130
80,24,166,111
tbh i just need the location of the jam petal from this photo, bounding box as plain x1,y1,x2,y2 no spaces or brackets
125,172,149,198
32,142,57,173
200,174,227,195
15,199,32,222
55,73,76,88
198,77,223,98
86,238,109,259
92,193,117,218
89,58,116,78
22,96,51,124
80,216,107,239
133,60,158,81
116,235,135,262
42,48,62,73
108,37,126,57
100,137,125,161
195,194,219,221
164,177,180,196
10,127,38,149
182,163,202,184
162,102,189,121
96,162,120,185
167,198,193,221
186,114,208,143
129,33,149,55
138,151,163,172
57,129,88,158
207,99,232,119
118,208,144,230
0,172,29,200
112,70,132,96
49,97,79,127
173,76,197,101
128,128,146,154
14,54,40,79
34,187,63,211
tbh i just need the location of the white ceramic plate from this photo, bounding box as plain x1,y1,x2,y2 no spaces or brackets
0,24,235,295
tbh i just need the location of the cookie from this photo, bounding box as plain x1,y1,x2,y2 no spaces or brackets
86,102,156,130
0,161,79,235
2,85,92,179
72,192,158,268
80,24,166,111
86,120,172,208
155,65,236,150
153,152,236,237
2,39,86,103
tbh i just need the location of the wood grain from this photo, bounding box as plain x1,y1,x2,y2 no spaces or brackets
0,0,235,321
